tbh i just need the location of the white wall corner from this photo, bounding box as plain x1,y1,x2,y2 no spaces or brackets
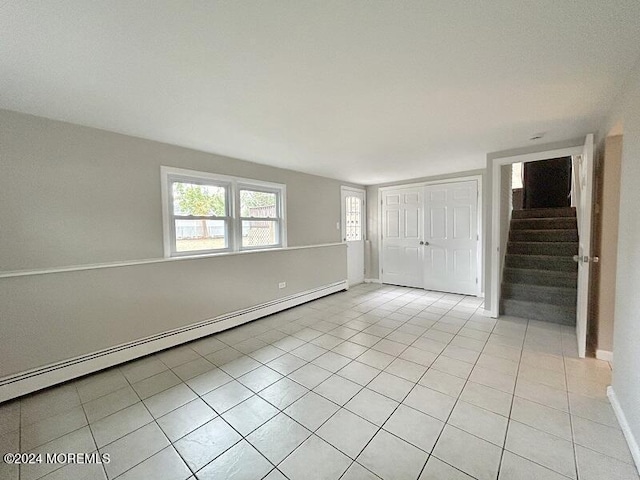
596,349,614,363
607,386,640,472
364,278,382,284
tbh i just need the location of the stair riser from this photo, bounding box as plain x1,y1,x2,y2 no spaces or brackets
505,255,577,272
507,242,578,256
510,230,578,242
503,269,577,288
512,208,576,219
511,218,577,230
502,284,577,306
501,299,576,326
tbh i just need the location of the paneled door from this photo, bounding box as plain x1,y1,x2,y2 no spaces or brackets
575,134,595,358
423,180,478,295
381,187,423,288
342,187,365,286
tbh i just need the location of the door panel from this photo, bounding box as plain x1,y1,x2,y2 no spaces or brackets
423,181,478,295
576,135,595,358
342,188,365,286
386,210,400,238
381,187,423,288
453,206,471,239
430,208,447,238
404,209,420,238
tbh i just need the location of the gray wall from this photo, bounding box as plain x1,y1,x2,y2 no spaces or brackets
0,246,345,377
366,170,485,283
0,109,352,377
600,58,640,457
0,109,353,271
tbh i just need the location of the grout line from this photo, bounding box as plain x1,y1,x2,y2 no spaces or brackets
565,351,581,480
495,316,528,480
76,382,110,480
414,297,500,479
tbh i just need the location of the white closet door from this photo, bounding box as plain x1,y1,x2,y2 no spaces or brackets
381,187,423,288
423,180,478,295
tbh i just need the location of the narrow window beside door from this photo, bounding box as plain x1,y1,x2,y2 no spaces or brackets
345,196,362,241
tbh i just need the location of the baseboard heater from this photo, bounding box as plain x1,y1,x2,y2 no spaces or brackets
0,280,348,403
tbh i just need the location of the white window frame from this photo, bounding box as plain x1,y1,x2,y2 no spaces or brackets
161,166,287,257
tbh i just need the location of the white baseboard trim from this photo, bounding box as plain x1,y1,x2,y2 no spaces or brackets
596,349,614,362
481,308,497,318
364,278,382,284
0,280,348,403
607,386,640,472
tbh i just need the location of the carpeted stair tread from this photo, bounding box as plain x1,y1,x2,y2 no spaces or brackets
512,207,576,219
510,218,577,230
507,241,578,256
501,282,577,306
500,298,576,326
505,254,577,272
510,229,578,242
503,268,577,287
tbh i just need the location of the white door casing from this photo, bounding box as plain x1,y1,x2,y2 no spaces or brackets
423,180,478,295
489,145,584,318
381,187,423,288
575,133,595,358
342,187,365,286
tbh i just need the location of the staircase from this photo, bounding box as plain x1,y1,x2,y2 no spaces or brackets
500,207,578,325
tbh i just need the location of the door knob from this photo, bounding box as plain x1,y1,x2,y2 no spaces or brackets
573,255,600,264
419,241,424,245
419,241,429,246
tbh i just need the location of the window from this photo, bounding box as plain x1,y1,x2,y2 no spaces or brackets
240,188,281,248
162,167,286,256
344,195,362,241
512,162,523,189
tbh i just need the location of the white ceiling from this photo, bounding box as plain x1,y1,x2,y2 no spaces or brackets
2,1,640,185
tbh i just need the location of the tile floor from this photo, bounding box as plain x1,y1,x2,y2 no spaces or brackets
1,284,638,480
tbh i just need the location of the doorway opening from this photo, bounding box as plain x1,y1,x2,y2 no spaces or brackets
512,157,573,210
489,135,594,358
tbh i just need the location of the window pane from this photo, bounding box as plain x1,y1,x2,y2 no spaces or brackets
242,220,278,247
240,190,277,218
512,162,523,189
345,196,362,241
172,182,226,217
175,219,227,252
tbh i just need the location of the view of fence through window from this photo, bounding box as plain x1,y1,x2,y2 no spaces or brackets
172,182,228,252
240,189,279,247
345,195,362,241
171,182,280,252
